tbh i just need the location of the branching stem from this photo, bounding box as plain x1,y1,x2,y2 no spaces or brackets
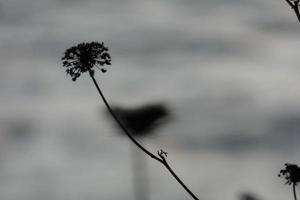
285,0,300,22
88,69,199,200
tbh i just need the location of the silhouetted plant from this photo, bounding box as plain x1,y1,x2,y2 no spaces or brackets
62,42,111,81
280,3,300,200
62,42,199,200
279,163,300,200
284,0,300,22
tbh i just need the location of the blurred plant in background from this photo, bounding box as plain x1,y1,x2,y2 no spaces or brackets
106,103,171,200
108,104,170,137
239,192,261,200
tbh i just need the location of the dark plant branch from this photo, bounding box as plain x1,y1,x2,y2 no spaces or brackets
293,183,298,200
285,0,294,8
87,69,199,200
88,69,161,162
157,150,200,200
285,0,300,22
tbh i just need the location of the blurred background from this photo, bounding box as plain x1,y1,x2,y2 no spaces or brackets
0,0,300,200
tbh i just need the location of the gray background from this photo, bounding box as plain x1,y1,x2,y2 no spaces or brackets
0,0,300,200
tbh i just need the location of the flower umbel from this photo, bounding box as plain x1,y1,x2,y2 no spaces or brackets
279,163,300,185
62,42,111,81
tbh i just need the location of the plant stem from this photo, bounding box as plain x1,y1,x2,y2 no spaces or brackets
88,70,160,162
88,69,200,200
285,0,300,22
293,2,300,23
293,183,298,200
159,153,201,200
285,0,294,8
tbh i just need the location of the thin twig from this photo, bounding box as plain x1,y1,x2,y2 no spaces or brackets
293,183,298,200
284,0,300,22
88,69,200,200
158,150,200,200
285,0,294,8
293,1,300,23
88,69,161,162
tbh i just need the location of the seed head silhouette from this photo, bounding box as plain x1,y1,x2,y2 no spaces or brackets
62,42,111,81
279,163,300,185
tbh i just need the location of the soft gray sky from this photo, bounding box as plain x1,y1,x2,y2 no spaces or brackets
1,0,300,200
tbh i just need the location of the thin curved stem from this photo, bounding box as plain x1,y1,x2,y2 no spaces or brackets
285,0,294,8
158,153,200,200
293,183,298,200
88,70,161,162
293,3,300,23
88,69,199,200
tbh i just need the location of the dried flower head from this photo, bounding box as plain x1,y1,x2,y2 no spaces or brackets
279,163,300,185
62,42,111,81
